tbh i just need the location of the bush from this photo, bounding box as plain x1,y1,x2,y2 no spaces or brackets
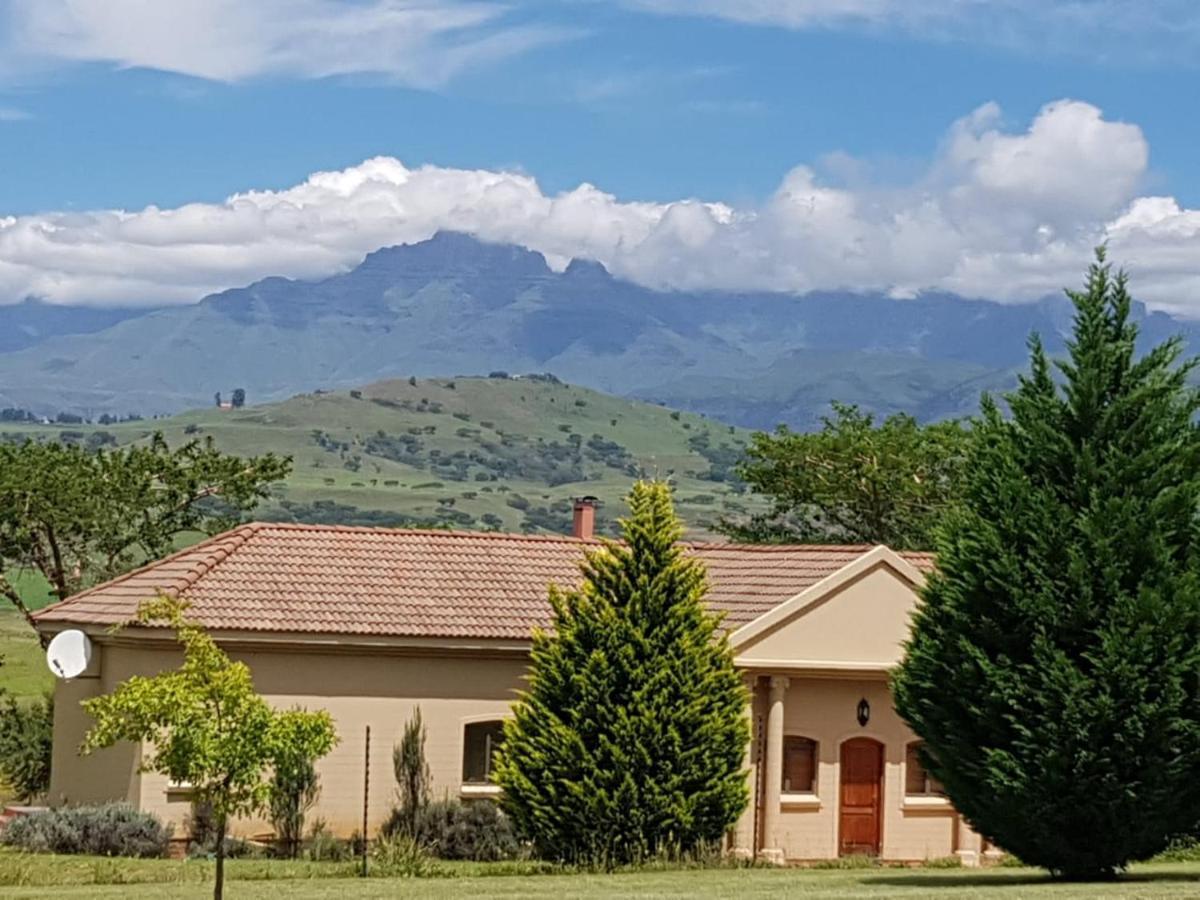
1155,836,1200,863
417,799,521,861
1,804,170,857
305,818,352,862
0,693,52,801
370,831,439,877
268,732,322,859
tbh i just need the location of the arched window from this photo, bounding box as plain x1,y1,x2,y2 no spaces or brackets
905,741,944,796
782,736,817,793
462,721,506,784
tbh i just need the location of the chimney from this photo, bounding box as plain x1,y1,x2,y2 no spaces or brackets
572,496,598,540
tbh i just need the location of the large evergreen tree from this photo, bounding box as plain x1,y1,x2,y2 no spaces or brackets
893,251,1200,878
494,481,748,865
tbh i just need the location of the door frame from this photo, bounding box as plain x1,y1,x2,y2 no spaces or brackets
837,736,884,857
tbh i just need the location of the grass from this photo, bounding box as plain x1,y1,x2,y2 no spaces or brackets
1,852,1200,898
0,609,50,700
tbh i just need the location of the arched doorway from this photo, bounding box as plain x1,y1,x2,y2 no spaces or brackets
839,737,883,856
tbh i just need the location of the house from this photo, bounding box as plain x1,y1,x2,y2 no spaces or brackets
31,501,995,865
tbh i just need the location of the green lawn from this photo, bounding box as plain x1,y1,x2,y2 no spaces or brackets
0,609,50,700
2,854,1200,899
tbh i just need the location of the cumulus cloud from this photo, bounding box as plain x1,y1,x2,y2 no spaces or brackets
625,0,1200,61
0,0,571,86
4,99,1200,315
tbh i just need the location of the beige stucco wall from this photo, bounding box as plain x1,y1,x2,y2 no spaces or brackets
50,641,528,839
729,676,958,862
48,660,142,809
735,562,917,667
780,678,955,861
727,563,962,862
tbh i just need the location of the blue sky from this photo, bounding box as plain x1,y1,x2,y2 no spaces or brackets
2,1,1197,212
3,1,1200,315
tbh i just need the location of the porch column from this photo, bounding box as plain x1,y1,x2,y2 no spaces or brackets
760,675,789,864
955,815,984,868
730,675,759,859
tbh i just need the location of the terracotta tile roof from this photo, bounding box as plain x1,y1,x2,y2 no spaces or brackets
32,523,934,641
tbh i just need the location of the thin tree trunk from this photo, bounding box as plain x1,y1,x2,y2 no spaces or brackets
214,811,227,900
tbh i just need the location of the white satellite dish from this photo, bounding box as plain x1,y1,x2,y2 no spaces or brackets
46,630,93,680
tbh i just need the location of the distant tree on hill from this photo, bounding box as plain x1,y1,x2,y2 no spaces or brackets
723,402,968,549
214,392,222,407
0,435,290,635
231,388,246,408
894,252,1200,878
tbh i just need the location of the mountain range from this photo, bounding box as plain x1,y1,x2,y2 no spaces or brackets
2,232,1194,430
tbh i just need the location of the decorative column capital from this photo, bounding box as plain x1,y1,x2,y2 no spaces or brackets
768,675,791,693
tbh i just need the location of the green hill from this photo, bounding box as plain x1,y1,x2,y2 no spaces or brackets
1,375,760,541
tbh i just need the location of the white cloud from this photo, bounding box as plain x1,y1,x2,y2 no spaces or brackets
4,99,1200,315
625,0,1200,61
0,105,30,120
0,0,571,86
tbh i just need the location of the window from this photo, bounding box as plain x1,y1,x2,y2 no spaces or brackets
782,736,817,793
462,721,506,784
905,741,944,796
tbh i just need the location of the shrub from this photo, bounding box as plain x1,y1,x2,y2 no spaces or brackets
0,693,52,801
390,708,431,838
415,798,521,861
1155,836,1200,863
268,739,321,858
1,804,170,857
370,832,439,877
305,818,352,862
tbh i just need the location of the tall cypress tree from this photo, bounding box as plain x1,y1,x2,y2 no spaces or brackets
893,251,1200,878
495,481,748,865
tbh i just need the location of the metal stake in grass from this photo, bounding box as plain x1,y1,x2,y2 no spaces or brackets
361,724,370,878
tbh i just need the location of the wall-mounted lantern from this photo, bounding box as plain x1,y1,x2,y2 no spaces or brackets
856,698,871,727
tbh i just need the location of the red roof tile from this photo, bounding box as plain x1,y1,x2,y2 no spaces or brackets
32,523,933,641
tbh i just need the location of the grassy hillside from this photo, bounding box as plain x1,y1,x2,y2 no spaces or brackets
0,376,759,539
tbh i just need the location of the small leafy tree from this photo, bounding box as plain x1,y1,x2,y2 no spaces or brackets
495,481,748,865
231,389,246,409
0,436,290,633
268,717,324,859
726,402,968,549
893,252,1200,878
0,690,53,801
391,706,431,838
82,597,337,900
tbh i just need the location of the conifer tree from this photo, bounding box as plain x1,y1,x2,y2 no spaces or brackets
494,481,748,865
893,251,1200,878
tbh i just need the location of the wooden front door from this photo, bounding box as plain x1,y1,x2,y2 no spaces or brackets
839,738,883,856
